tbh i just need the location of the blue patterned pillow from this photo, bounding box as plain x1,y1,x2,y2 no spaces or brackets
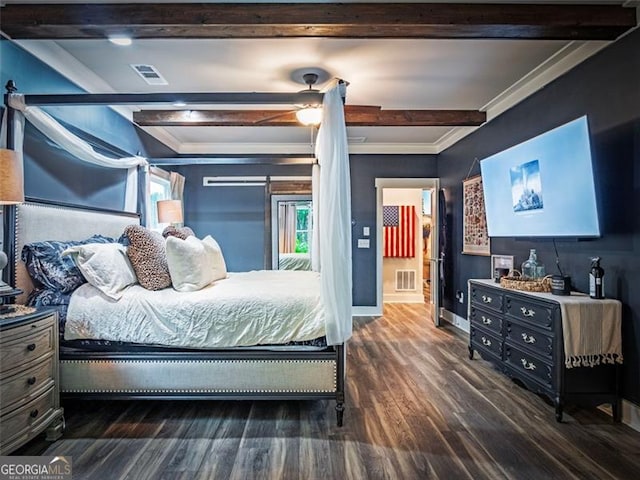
26,289,72,337
21,235,116,293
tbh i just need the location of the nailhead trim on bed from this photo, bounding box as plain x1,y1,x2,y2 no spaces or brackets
60,359,337,393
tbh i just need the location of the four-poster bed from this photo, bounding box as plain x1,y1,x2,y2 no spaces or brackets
2,82,352,426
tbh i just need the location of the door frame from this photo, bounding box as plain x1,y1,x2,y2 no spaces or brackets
270,194,312,270
375,178,441,325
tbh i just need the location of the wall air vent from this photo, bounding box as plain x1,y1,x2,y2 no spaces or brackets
395,270,417,291
130,64,168,85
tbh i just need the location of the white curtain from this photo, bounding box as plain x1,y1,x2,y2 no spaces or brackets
314,84,352,345
5,94,148,212
169,171,186,219
311,162,321,272
278,202,297,254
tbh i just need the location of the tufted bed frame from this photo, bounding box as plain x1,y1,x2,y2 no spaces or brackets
5,200,346,426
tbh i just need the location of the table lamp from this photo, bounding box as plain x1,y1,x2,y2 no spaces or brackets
157,199,183,227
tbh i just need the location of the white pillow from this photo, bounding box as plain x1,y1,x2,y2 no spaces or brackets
201,235,227,282
62,243,137,300
165,236,209,292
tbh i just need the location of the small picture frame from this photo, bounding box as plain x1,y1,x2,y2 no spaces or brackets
491,254,515,281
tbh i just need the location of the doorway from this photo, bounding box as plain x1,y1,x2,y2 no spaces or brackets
375,178,441,326
270,194,312,271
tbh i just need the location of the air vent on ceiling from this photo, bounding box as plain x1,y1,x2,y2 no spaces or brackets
130,64,168,85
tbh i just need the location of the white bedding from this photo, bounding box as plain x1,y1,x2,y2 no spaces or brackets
65,270,325,348
279,253,311,271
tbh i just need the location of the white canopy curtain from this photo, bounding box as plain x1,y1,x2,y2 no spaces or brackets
314,83,353,345
4,94,148,212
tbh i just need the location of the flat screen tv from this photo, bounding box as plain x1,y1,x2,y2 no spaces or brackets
480,116,600,238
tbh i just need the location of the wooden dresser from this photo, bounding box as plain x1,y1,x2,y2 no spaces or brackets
0,309,64,454
468,279,621,422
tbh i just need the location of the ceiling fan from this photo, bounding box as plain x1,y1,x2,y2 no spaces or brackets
131,72,486,128
251,72,383,126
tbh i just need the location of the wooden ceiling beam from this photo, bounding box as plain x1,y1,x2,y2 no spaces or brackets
0,3,635,40
133,108,486,127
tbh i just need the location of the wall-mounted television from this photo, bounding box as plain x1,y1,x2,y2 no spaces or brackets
480,116,600,238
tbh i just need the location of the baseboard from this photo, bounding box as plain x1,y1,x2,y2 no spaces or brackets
440,308,469,333
383,293,424,303
352,306,383,317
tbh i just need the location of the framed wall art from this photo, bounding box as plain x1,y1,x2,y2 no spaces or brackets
462,175,490,256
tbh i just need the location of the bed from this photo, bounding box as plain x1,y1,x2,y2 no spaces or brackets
5,200,346,425
278,252,312,271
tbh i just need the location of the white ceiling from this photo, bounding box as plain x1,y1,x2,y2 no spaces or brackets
7,0,634,155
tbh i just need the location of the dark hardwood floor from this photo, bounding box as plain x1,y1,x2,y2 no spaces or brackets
13,303,640,479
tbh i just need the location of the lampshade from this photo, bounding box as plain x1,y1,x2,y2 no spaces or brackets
0,149,25,205
157,199,183,224
296,107,323,126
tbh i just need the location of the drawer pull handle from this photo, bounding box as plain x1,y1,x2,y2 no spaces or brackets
520,307,536,317
521,358,536,371
482,295,492,304
27,376,37,385
521,333,536,344
481,316,492,325
30,409,39,418
27,343,36,351
481,337,492,347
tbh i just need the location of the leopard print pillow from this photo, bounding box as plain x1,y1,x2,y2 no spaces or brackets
162,225,195,240
124,225,171,290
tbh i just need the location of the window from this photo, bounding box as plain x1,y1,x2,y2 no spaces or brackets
295,203,311,253
148,169,171,231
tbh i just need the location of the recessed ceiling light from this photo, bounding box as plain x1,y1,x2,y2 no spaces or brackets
109,36,132,46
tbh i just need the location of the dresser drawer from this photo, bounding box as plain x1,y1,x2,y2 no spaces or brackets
0,356,55,416
505,318,554,361
0,322,55,374
470,306,503,336
0,387,56,445
505,295,555,330
470,326,502,361
504,343,554,391
470,284,504,313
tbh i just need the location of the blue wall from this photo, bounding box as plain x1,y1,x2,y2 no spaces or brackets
0,40,174,210
438,28,640,403
174,164,312,272
350,155,438,305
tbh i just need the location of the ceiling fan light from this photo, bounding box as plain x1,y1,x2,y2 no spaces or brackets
296,107,323,126
108,35,132,46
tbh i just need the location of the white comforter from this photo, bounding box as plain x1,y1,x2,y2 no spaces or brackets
65,270,326,348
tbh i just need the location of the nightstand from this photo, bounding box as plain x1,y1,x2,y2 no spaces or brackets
0,308,64,454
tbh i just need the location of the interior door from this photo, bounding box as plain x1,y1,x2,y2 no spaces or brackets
429,187,441,326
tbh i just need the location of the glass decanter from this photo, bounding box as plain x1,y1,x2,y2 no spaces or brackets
521,249,540,279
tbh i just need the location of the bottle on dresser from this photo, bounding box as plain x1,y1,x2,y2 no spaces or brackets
589,257,605,299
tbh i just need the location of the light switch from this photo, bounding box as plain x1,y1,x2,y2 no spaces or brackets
357,239,370,249
363,226,370,237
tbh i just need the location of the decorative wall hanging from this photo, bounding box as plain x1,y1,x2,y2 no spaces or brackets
462,175,490,256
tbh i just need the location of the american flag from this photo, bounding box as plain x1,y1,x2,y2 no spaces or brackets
383,205,416,257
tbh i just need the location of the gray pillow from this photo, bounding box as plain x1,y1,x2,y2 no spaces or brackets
162,225,195,240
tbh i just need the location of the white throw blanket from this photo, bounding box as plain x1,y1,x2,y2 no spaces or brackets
65,270,326,348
